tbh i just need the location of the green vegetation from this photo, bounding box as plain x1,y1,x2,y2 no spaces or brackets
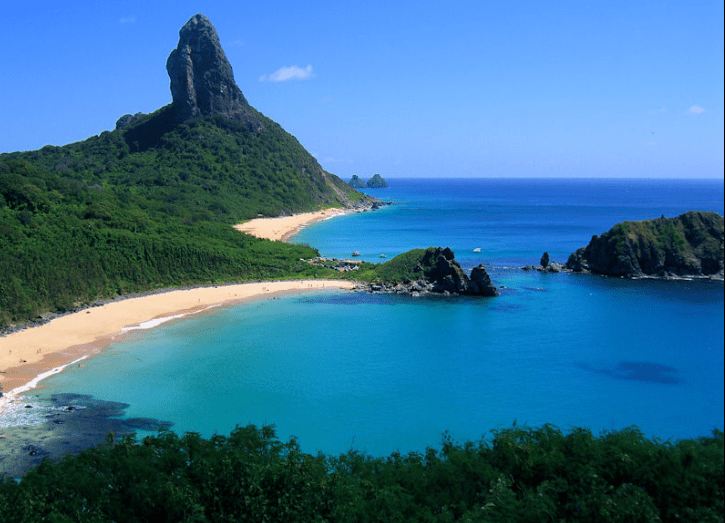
0,108,364,328
567,211,724,276
356,247,444,282
366,173,388,188
0,424,721,522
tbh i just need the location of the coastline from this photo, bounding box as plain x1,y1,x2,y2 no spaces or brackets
233,208,353,242
0,280,355,414
1,207,358,412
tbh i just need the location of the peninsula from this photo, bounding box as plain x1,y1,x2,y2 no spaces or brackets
566,211,724,279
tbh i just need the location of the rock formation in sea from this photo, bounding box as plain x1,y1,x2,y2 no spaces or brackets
366,174,388,188
348,175,367,188
521,252,565,273
166,14,264,131
566,211,724,278
363,247,499,296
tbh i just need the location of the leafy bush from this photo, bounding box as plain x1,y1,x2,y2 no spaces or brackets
0,424,721,522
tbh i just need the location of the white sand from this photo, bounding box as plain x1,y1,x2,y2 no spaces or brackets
0,280,354,412
233,208,351,242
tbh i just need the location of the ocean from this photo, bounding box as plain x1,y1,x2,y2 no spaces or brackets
13,178,725,458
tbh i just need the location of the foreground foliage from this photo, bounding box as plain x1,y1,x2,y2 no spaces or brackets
0,424,721,522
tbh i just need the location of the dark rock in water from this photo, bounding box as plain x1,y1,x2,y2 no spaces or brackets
469,265,500,296
362,247,499,296
348,175,367,188
540,252,550,267
566,211,724,278
166,14,264,132
366,173,388,188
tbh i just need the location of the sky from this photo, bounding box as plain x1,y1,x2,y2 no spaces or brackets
1,0,723,179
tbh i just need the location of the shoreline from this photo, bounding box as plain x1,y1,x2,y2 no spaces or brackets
1,207,360,411
0,280,355,414
233,207,354,243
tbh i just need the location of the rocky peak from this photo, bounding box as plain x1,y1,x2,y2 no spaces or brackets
166,14,263,131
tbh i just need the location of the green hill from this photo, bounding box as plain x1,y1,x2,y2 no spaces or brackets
566,211,724,278
0,15,374,329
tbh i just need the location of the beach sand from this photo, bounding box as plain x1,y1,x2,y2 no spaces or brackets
1,208,357,411
233,208,351,242
0,280,354,412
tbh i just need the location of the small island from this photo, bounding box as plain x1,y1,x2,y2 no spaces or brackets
566,211,724,279
348,173,389,188
357,247,499,296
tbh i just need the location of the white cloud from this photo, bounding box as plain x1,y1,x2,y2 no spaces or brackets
229,39,245,48
119,16,136,24
260,65,314,83
688,105,705,114
647,141,658,146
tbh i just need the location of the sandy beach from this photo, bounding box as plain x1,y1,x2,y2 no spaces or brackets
0,208,358,413
0,280,354,413
233,208,351,242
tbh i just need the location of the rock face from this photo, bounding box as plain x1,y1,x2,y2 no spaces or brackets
166,14,263,131
115,112,146,130
365,247,499,296
566,211,724,278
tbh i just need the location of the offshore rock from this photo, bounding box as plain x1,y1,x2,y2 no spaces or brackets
566,211,724,278
360,247,499,296
469,265,500,296
166,14,264,131
366,174,388,188
348,175,367,188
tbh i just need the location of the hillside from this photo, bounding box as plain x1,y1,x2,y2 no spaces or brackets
566,211,724,278
0,14,374,328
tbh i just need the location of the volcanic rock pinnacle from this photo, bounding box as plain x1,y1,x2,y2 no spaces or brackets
166,14,264,131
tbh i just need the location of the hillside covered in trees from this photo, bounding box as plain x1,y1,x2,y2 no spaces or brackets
0,15,373,328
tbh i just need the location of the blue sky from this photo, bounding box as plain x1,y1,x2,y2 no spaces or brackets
1,1,723,179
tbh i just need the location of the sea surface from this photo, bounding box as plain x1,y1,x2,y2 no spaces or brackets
13,178,725,457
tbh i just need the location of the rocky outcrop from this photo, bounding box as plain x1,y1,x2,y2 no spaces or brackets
522,252,566,273
566,211,724,278
115,112,146,130
348,175,367,188
166,14,264,132
366,174,388,188
362,247,499,296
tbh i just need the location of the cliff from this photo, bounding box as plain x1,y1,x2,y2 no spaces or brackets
566,211,724,278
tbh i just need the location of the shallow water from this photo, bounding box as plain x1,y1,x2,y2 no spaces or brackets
17,178,725,457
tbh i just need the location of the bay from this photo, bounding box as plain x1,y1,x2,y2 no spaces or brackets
24,178,725,457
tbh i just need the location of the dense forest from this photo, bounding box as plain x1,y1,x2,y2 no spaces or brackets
0,107,367,328
0,423,721,522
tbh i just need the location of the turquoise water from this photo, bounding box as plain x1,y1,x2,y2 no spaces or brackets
28,178,725,456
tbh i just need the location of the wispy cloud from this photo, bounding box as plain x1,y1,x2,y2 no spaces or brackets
119,16,136,25
688,105,705,114
647,141,658,146
229,39,245,48
260,65,314,83
648,108,666,114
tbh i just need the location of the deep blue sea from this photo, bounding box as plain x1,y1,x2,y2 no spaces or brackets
23,178,725,456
